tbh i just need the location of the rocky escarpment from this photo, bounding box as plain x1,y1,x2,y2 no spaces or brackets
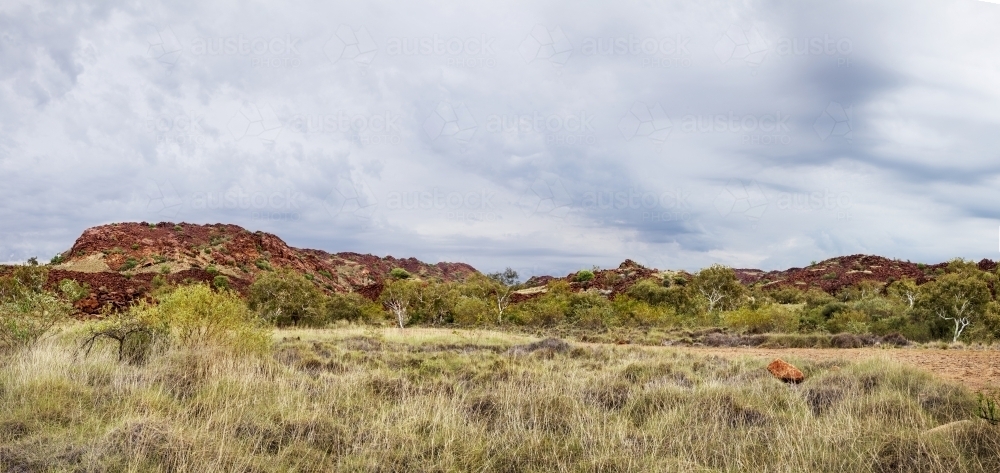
41,222,478,315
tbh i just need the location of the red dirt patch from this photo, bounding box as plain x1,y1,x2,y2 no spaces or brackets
682,346,1000,392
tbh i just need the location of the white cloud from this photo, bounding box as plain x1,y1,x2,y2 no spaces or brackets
1,0,999,274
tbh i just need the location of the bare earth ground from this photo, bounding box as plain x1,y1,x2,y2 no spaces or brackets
679,346,1000,393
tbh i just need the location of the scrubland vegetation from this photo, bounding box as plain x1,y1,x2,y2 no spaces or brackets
4,324,1000,471
246,259,1000,346
3,259,1000,471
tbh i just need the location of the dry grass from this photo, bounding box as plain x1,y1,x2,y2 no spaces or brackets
1,325,998,472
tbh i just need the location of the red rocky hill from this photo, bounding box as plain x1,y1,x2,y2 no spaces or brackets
38,222,478,315
732,254,995,294
516,255,997,301
7,222,994,316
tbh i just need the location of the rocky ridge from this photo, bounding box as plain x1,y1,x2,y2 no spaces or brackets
37,222,478,315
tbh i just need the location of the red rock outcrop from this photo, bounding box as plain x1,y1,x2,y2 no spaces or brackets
767,359,805,384
35,222,478,316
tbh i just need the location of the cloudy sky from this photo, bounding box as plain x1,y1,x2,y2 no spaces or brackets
1,0,999,276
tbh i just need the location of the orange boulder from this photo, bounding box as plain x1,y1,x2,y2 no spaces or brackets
767,358,804,384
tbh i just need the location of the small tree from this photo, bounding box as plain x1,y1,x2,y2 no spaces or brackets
0,264,69,354
887,277,919,309
692,264,745,313
389,268,411,279
380,279,420,328
248,270,325,326
143,284,269,354
919,272,991,343
486,267,520,324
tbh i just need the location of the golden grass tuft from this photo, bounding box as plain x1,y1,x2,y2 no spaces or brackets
0,326,997,471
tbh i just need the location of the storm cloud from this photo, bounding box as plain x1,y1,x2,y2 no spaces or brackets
1,0,999,277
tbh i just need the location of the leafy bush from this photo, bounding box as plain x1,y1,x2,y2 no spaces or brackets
248,270,324,326
0,292,71,354
575,270,595,282
58,278,90,302
141,284,269,355
212,275,230,290
254,259,272,271
80,309,168,365
626,279,696,315
119,257,139,272
723,305,799,334
389,268,411,279
0,265,48,299
325,292,384,323
0,265,69,354
612,297,677,327
769,286,805,304
50,253,66,265
692,264,745,312
452,296,491,325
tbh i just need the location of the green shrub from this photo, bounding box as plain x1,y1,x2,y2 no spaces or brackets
627,278,697,316
212,275,230,290
826,309,871,334
325,292,383,323
1,265,68,354
575,270,595,282
318,269,333,279
452,296,491,325
723,305,799,334
769,286,805,304
58,279,90,302
120,258,139,272
151,275,169,291
255,259,272,271
248,270,324,326
50,254,66,265
80,310,168,365
612,297,677,327
0,265,48,299
140,284,269,354
389,268,411,280
0,292,71,354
